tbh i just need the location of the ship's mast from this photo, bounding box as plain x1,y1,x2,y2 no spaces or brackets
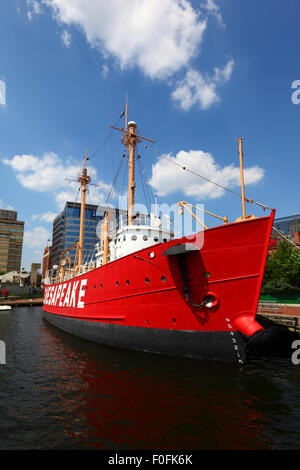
127,120,137,225
102,211,109,265
77,151,91,266
110,102,155,226
236,137,246,220
123,99,137,225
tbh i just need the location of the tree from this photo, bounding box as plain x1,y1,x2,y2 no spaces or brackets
261,241,300,295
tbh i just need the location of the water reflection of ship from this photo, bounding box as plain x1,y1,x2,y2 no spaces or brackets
43,103,281,363
39,320,276,450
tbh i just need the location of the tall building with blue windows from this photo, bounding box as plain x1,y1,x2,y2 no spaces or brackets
50,202,104,268
50,202,126,270
273,214,300,237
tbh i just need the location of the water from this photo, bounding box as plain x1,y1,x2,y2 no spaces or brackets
0,306,300,450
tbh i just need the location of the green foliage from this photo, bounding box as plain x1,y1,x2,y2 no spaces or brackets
262,241,300,295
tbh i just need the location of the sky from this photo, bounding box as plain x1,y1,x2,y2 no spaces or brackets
0,0,300,270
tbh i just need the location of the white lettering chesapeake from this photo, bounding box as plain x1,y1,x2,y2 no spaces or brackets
46,286,51,305
48,286,54,305
63,283,71,307
59,283,67,306
77,279,87,308
52,286,58,305
43,287,49,304
69,281,79,308
54,285,62,306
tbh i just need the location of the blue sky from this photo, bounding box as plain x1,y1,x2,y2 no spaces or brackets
0,0,300,270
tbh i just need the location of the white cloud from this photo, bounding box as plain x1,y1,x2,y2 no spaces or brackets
203,0,225,29
149,149,264,200
0,199,14,210
24,1,232,110
26,0,43,20
24,226,50,249
3,152,111,210
214,59,234,82
42,0,207,80
0,80,6,106
101,64,109,78
3,152,77,192
61,30,72,47
171,59,234,111
22,226,51,268
171,69,219,111
32,212,57,223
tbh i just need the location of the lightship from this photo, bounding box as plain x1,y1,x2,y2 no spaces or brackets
43,106,279,363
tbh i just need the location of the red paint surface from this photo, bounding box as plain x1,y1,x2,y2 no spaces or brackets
43,212,274,338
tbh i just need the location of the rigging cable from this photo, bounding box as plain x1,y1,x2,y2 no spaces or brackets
103,152,126,209
141,143,274,213
83,153,127,264
136,154,151,214
87,111,126,162
136,143,156,207
272,226,300,251
121,152,129,199
139,154,156,206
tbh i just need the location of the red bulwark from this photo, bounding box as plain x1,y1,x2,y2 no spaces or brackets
43,212,274,340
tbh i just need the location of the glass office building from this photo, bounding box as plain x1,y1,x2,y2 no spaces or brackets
50,202,104,268
273,214,300,237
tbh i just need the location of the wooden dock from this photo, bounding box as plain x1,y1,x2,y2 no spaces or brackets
257,301,300,335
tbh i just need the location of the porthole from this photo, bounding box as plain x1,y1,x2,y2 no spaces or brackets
100,283,103,288
204,272,211,278
143,235,148,241
163,238,167,243
153,237,159,242
126,280,130,285
131,235,137,241
116,281,119,287
148,251,155,258
161,276,166,282
123,236,126,241
145,277,150,284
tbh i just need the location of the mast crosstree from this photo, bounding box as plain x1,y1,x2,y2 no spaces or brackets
110,102,155,225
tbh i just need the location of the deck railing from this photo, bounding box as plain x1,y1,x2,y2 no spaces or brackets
109,213,174,235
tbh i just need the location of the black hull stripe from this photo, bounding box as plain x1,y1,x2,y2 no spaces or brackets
43,310,247,363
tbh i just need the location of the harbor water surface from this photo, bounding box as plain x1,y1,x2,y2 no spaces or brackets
0,306,299,450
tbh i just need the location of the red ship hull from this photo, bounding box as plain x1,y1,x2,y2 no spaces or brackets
43,212,275,362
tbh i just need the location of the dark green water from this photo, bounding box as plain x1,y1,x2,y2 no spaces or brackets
0,306,299,450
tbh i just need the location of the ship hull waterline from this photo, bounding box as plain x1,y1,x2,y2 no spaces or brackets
43,213,279,363
43,310,250,362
